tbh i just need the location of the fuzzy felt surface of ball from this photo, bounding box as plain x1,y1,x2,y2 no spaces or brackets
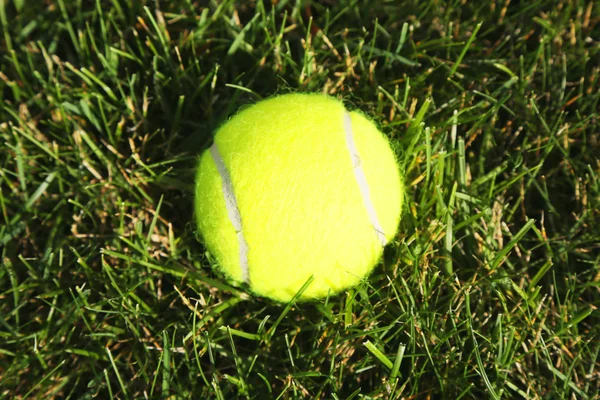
195,93,403,302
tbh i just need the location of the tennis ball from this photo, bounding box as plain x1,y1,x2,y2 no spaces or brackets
195,93,403,302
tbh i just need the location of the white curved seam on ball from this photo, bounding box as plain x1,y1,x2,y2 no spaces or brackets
343,112,388,246
210,143,250,284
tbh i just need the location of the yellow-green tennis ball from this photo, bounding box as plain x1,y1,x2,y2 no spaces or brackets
195,93,403,302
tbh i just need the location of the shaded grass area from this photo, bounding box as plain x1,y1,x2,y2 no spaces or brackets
1,0,599,398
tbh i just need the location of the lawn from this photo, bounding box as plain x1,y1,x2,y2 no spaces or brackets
1,0,599,398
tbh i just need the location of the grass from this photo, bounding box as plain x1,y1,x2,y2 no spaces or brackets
1,0,599,398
